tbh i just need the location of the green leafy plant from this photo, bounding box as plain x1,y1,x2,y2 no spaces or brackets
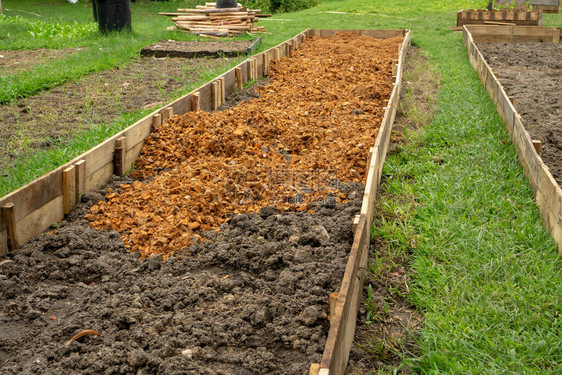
364,284,381,325
0,14,96,41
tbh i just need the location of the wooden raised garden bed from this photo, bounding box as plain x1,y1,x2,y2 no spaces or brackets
463,25,562,255
457,9,543,26
494,0,561,13
0,29,410,375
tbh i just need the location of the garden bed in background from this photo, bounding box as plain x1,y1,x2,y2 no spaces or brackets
140,39,258,58
0,55,236,180
479,42,562,184
0,48,83,75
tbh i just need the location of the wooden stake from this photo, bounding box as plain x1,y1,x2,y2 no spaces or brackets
218,77,225,104
2,203,18,252
309,363,320,375
285,42,291,57
353,215,360,234
253,58,258,80
248,59,255,81
152,114,162,132
329,292,339,323
114,137,126,177
163,107,174,121
217,78,223,106
62,165,77,215
366,147,375,171
392,60,398,77
289,39,295,54
212,81,219,110
74,160,86,205
235,67,243,89
191,92,200,111
532,140,541,156
275,46,280,60
263,53,269,76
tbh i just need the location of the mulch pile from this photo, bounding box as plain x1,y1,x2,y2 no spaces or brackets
87,33,402,258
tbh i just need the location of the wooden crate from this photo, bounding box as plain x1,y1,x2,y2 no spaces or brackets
457,9,543,26
494,0,561,13
463,25,562,256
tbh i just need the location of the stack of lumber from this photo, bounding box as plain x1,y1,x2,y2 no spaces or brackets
160,2,271,37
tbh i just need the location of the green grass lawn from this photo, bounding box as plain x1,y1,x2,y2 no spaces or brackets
1,0,561,373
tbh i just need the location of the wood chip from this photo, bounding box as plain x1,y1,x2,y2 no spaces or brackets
88,33,402,258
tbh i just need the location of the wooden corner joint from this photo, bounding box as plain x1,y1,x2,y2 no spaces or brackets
329,291,339,323
235,67,243,89
191,92,200,112
2,203,19,252
532,140,541,156
309,363,321,375
63,165,77,215
152,113,162,132
114,136,126,177
212,81,219,110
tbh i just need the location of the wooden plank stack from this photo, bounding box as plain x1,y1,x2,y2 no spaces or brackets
160,2,270,37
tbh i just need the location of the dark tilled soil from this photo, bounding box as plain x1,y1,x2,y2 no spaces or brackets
479,42,562,184
0,55,237,177
140,40,256,58
0,48,83,75
0,177,364,375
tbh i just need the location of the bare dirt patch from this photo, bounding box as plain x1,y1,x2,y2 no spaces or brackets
345,47,440,374
0,48,82,75
479,42,562,184
140,39,256,58
0,178,364,375
0,55,236,178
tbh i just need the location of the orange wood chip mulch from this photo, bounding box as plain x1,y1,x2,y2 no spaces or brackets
87,33,402,258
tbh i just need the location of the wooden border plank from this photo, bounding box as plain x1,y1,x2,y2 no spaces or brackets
235,67,243,89
191,92,200,111
0,170,62,226
2,204,18,252
465,25,561,43
62,165,77,215
319,29,411,374
74,160,86,204
113,137,126,177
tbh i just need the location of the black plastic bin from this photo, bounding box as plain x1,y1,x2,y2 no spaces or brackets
93,0,132,33
216,0,238,8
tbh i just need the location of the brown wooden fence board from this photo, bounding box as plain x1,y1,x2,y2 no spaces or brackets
86,163,114,192
17,196,63,247
467,25,561,43
311,29,406,39
0,170,62,226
